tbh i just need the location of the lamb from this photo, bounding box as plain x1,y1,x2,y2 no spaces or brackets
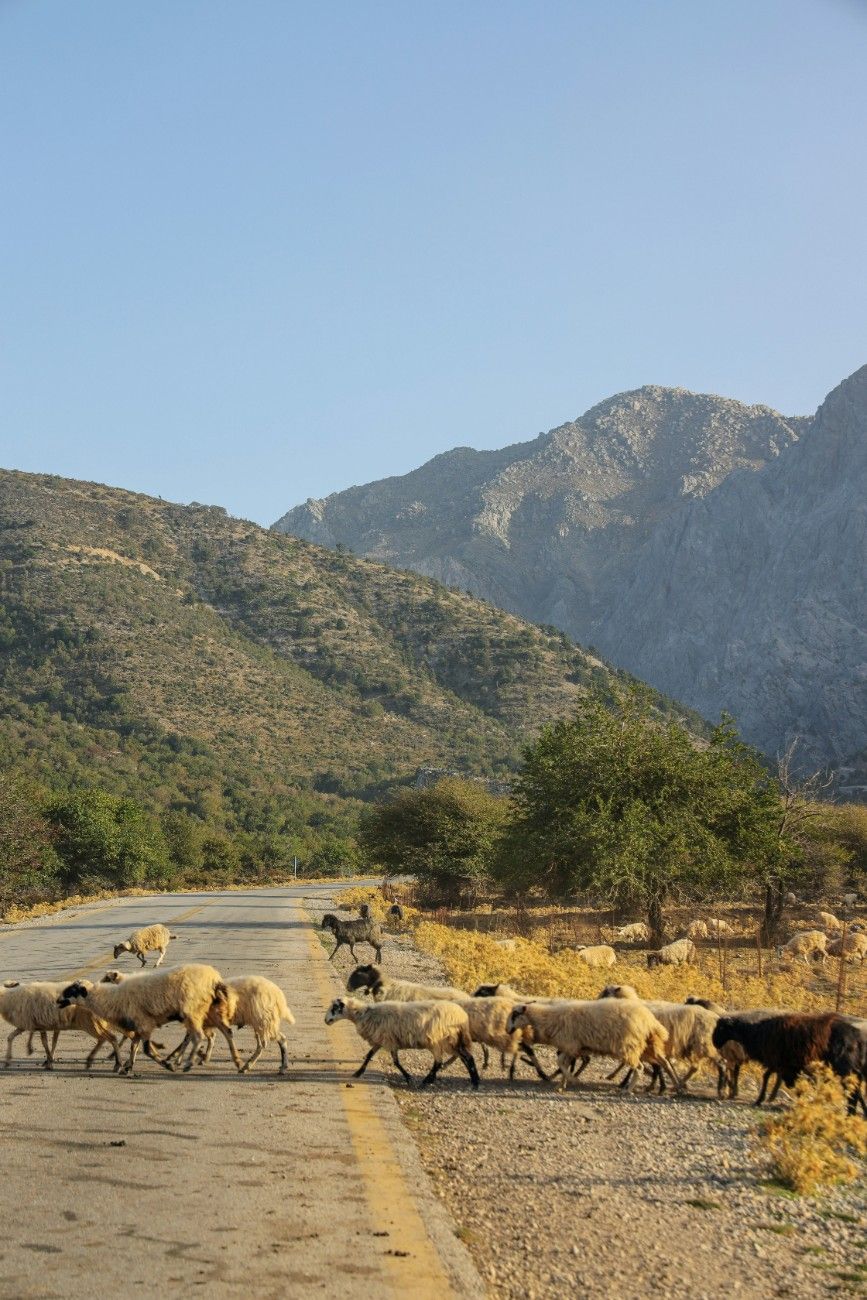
0,979,121,1071
597,985,723,1094
505,999,672,1093
818,910,844,934
325,996,479,1089
57,963,230,1074
112,922,177,967
615,922,650,944
346,965,468,1004
827,932,867,963
711,1010,841,1105
320,913,383,964
777,930,828,965
573,944,617,969
646,938,696,968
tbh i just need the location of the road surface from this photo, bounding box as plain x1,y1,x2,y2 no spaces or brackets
0,886,481,1299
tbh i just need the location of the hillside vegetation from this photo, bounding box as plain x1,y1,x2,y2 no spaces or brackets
0,468,703,893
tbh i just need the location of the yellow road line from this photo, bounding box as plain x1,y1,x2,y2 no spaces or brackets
301,901,457,1299
71,902,210,978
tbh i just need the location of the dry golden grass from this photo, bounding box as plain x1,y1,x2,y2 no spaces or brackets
411,919,866,1015
757,1065,867,1194
337,884,419,924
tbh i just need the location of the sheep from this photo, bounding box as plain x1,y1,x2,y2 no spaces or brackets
827,1016,867,1116
195,976,295,1073
646,938,696,968
692,1006,783,1098
597,985,723,1094
320,913,383,964
389,903,404,922
505,999,673,1093
785,891,800,906
325,996,479,1088
615,922,650,944
57,963,230,1074
346,965,468,1004
447,996,533,1079
711,1011,841,1105
0,979,121,1071
777,930,828,965
827,932,867,964
112,922,177,968
573,944,617,969
818,910,844,934
358,903,372,919
843,892,858,908
706,918,735,938
686,920,709,941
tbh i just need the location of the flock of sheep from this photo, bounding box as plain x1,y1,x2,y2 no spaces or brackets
320,904,867,1118
1,924,295,1075
2,904,865,1121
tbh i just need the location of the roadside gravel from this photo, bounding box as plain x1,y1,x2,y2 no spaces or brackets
315,892,867,1299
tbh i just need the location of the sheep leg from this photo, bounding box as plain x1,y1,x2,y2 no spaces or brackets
240,1035,268,1074
180,1028,205,1072
137,952,147,967
276,1033,289,1073
26,1032,35,1056
765,1074,785,1105
729,1060,743,1099
420,1060,441,1089
162,1036,191,1069
122,1037,142,1075
391,1051,414,1086
519,1044,551,1082
212,1024,243,1071
618,1068,637,1090
373,944,382,965
197,1029,216,1064
754,1068,774,1106
659,1057,684,1094
457,1045,480,1089
606,1062,628,1081
571,1054,592,1079
353,1045,379,1078
154,948,166,967
480,1044,490,1072
4,1027,23,1067
329,938,345,963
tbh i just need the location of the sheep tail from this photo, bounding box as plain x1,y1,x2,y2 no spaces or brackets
649,1024,668,1061
211,981,231,1009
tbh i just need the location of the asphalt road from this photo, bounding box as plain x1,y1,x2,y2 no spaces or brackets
0,886,481,1299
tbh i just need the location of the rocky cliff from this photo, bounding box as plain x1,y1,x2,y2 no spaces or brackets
275,368,867,772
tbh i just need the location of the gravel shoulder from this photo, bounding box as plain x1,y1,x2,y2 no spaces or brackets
313,894,867,1299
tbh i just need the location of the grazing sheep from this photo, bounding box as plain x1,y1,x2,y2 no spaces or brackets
505,999,672,1093
785,892,800,906
706,918,735,938
113,923,177,968
597,985,723,1094
646,938,696,969
58,963,230,1074
711,1011,841,1105
827,932,867,964
615,922,650,944
389,903,404,922
686,920,709,941
346,965,468,1003
0,980,120,1071
194,976,296,1073
325,996,479,1089
777,930,828,965
493,938,519,951
818,910,844,934
573,944,617,969
320,914,383,964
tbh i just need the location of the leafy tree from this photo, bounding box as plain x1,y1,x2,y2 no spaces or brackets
46,788,170,890
360,777,509,904
495,690,780,943
0,771,58,910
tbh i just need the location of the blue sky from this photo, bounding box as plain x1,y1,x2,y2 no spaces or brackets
1,1,866,525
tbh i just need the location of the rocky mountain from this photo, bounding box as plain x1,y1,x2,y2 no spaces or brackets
276,369,867,774
0,469,693,849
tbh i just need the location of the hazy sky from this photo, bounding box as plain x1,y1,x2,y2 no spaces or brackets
2,1,866,525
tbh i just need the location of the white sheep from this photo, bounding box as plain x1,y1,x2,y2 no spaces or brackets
58,963,230,1074
113,923,177,968
777,930,828,965
505,999,672,1093
646,938,696,968
686,920,709,941
615,922,650,944
597,984,723,1093
706,918,735,938
325,996,479,1088
0,979,120,1070
827,932,867,964
451,996,546,1079
817,910,844,935
843,892,858,908
573,944,617,969
198,976,295,1073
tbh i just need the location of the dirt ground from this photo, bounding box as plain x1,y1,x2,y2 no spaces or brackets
314,894,867,1300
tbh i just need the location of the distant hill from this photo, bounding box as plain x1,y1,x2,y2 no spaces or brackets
0,469,699,859
276,367,867,774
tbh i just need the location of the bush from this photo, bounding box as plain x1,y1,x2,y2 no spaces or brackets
757,1065,867,1194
